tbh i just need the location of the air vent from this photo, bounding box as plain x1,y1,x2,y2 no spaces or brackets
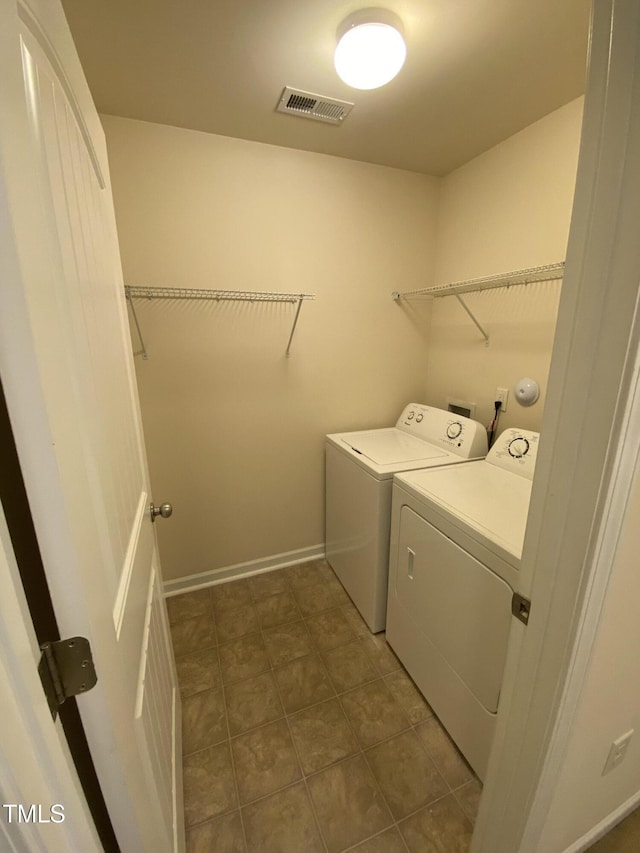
276,87,354,125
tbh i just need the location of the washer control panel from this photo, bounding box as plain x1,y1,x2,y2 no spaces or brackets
488,428,540,480
396,404,488,459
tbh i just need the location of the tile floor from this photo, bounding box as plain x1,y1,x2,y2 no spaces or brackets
168,559,481,853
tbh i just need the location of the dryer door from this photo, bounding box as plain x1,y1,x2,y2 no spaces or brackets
396,506,513,713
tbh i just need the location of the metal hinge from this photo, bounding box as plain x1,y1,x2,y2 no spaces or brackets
512,592,532,626
38,637,98,721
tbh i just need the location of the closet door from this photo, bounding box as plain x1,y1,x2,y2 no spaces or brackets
0,0,182,850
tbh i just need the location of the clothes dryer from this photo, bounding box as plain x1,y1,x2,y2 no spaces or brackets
386,428,539,779
325,404,487,632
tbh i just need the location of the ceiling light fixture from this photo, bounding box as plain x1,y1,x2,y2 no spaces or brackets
334,8,407,90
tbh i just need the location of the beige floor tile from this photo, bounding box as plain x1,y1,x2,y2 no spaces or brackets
340,679,411,748
171,613,217,658
321,640,378,692
292,579,337,616
340,602,371,638
350,826,408,852
305,607,356,652
273,653,335,714
317,560,337,581
415,717,474,789
182,688,227,755
215,602,259,643
231,718,301,804
384,669,433,724
366,729,448,820
183,742,237,827
186,810,245,853
242,782,324,853
288,698,358,775
167,589,212,625
399,794,473,853
263,620,314,667
307,754,393,853
360,634,402,675
175,647,221,697
218,633,270,684
324,574,353,607
212,579,252,613
247,569,288,600
176,566,482,853
225,671,283,736
454,778,483,825
254,590,300,629
285,561,325,591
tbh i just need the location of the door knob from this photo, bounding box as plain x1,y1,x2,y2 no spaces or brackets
150,502,173,522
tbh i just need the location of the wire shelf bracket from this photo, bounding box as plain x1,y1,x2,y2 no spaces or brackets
124,286,315,359
391,262,565,345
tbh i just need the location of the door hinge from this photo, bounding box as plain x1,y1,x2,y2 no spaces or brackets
512,592,531,626
38,637,98,721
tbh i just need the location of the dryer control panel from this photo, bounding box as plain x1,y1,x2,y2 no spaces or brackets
487,428,540,480
396,404,488,459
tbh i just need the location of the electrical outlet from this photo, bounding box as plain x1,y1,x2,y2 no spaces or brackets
496,387,509,413
602,730,634,775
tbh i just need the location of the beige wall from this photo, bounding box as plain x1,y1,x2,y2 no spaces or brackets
425,97,584,432
103,115,437,581
537,448,640,851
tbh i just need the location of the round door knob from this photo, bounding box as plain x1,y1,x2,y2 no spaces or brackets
150,502,173,522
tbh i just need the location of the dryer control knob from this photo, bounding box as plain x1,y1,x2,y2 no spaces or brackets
508,437,530,458
446,422,463,439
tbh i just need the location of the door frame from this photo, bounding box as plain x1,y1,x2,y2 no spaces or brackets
0,378,119,851
473,0,640,850
0,499,101,853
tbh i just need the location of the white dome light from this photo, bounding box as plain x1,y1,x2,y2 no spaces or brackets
334,10,407,90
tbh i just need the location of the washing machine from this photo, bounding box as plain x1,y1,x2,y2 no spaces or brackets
325,404,487,633
386,428,539,779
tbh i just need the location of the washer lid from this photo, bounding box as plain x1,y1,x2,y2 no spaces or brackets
342,428,449,465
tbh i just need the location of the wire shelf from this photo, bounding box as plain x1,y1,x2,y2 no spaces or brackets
392,261,565,346
392,262,565,301
124,286,315,359
124,285,315,303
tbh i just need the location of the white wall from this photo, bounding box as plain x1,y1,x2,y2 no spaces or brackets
536,445,640,851
425,98,584,432
102,116,438,581
103,99,583,582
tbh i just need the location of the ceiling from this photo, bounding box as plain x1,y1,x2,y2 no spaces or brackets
60,0,591,177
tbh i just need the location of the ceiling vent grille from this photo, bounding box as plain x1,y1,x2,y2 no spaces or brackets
276,87,354,125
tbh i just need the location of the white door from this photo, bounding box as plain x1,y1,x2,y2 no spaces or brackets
0,1,183,851
0,501,102,853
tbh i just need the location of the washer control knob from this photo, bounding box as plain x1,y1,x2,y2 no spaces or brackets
446,422,463,439
416,413,424,423
508,437,530,458
407,411,415,420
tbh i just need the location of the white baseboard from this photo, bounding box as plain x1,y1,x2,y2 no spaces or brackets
163,544,326,597
562,789,640,853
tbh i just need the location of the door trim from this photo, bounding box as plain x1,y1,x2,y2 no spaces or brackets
0,379,120,852
472,0,640,849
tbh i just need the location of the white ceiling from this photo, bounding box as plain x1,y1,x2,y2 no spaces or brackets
60,0,591,177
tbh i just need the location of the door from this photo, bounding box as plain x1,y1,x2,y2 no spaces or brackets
0,1,183,851
0,499,102,853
